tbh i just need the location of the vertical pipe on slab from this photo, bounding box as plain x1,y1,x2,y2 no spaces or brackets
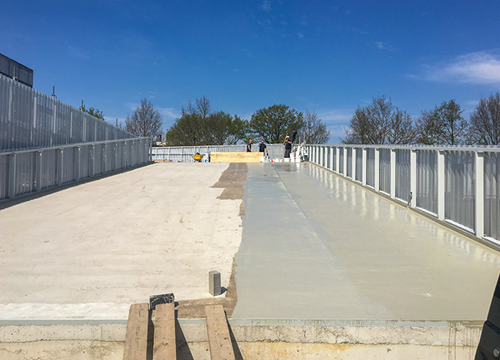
475,151,485,238
437,150,445,220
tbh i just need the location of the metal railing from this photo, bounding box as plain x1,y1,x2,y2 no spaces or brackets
0,138,151,201
151,144,286,162
306,144,500,245
0,74,134,152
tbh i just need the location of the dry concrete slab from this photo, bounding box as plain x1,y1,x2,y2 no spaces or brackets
0,163,243,320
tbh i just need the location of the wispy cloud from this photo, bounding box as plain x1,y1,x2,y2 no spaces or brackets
259,0,272,12
67,46,89,59
157,107,179,120
297,32,304,38
317,109,352,123
420,51,500,84
375,41,395,51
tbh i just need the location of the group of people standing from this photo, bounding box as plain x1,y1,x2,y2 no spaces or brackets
246,136,293,158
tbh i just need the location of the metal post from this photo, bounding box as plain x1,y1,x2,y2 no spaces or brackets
35,150,42,192
475,151,485,238
343,147,347,177
335,147,340,173
374,148,380,191
319,146,323,166
330,147,334,170
362,148,367,186
437,150,445,221
352,148,357,180
8,153,17,199
390,149,396,199
410,149,417,207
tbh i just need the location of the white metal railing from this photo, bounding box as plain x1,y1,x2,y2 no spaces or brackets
305,144,500,245
0,74,135,153
152,144,286,162
0,138,151,201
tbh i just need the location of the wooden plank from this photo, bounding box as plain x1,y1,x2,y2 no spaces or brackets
205,305,235,360
123,303,149,360
210,152,262,163
153,302,176,360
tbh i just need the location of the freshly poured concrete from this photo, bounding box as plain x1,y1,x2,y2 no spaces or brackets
232,162,500,321
0,163,242,320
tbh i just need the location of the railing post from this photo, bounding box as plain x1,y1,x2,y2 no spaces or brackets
362,148,367,186
390,149,396,199
410,149,417,207
330,147,334,170
57,148,64,186
8,153,17,199
343,147,347,177
352,147,357,180
475,151,485,238
74,146,81,182
374,148,380,191
335,146,340,173
36,150,42,192
437,150,445,220
319,146,323,166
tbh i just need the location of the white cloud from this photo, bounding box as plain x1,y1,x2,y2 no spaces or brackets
375,41,385,50
316,109,352,123
421,51,500,84
259,0,271,12
157,107,179,120
297,32,304,38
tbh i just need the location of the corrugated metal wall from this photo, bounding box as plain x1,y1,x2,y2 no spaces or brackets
485,153,500,240
366,148,375,187
395,149,411,202
0,74,134,152
379,148,391,194
416,150,438,214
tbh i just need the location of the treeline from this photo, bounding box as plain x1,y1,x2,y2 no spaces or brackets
164,96,330,145
343,93,500,146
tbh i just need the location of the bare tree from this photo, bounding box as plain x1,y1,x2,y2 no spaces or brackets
416,100,467,145
301,111,330,144
125,98,163,137
342,96,416,144
469,93,500,145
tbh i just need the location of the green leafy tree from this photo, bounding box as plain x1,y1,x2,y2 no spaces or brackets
165,96,249,145
79,102,104,120
342,96,416,144
125,98,163,137
250,104,303,143
416,100,468,145
468,93,500,145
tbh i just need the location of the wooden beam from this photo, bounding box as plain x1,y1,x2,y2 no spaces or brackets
153,302,176,359
123,303,149,360
205,305,235,360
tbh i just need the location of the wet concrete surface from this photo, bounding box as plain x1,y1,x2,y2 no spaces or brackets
232,162,500,321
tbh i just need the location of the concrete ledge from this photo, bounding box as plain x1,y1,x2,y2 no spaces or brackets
210,152,262,163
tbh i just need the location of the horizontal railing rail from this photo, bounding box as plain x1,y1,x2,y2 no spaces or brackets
0,138,152,202
305,144,500,246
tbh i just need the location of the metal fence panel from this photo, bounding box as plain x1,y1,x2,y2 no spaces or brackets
355,149,363,181
0,74,134,152
15,152,36,196
41,149,58,189
62,147,75,184
379,148,391,194
416,150,438,214
445,151,475,231
0,154,8,199
395,149,411,202
485,153,500,239
339,149,344,174
366,148,375,187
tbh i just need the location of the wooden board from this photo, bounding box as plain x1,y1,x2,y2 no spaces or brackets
123,303,149,360
153,302,176,360
210,152,262,163
205,305,235,360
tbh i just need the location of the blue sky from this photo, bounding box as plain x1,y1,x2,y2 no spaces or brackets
2,0,500,143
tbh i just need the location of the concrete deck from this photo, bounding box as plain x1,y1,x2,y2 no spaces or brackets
0,162,499,323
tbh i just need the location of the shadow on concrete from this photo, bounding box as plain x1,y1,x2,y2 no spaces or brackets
227,319,244,360
0,162,153,211
175,317,195,360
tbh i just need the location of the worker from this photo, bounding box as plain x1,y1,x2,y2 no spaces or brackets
258,140,269,156
247,139,252,152
284,136,292,158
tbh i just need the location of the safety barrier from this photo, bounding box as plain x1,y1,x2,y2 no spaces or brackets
305,144,500,245
0,138,151,202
